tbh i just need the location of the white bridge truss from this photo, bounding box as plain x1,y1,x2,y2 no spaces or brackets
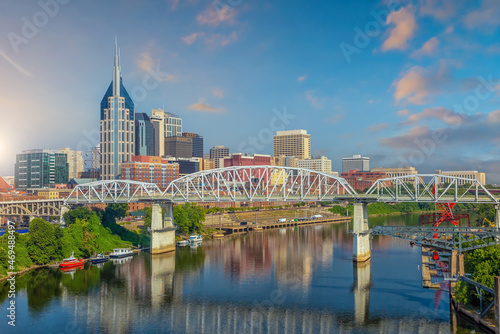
65,166,357,204
65,180,163,204
363,174,498,204
163,166,356,202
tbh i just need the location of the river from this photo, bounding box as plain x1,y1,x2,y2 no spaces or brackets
0,214,487,333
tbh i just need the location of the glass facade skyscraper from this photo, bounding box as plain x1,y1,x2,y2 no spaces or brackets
135,113,155,156
15,149,69,189
100,40,135,180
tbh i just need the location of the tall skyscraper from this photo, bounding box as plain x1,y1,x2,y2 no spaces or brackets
342,155,369,173
59,148,84,180
15,149,69,189
182,132,204,158
151,109,183,156
210,146,230,169
100,40,135,180
273,130,311,160
135,113,156,156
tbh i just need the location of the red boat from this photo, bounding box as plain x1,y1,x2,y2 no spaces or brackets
59,252,84,269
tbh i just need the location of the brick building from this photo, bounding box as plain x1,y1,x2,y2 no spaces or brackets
120,156,179,190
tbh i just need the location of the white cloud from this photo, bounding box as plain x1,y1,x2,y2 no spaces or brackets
382,5,417,51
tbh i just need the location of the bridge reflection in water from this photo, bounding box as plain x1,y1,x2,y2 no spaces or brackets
4,221,484,334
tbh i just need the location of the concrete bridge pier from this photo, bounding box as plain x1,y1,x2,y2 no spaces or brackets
60,205,70,224
150,202,176,254
495,205,500,229
353,202,371,262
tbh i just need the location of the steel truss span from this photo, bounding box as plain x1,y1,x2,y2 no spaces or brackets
371,226,500,252
163,166,357,202
65,166,357,204
65,180,163,204
363,174,498,204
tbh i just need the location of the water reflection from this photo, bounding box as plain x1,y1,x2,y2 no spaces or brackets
0,215,487,333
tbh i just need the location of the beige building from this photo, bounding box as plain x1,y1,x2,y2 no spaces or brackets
59,148,84,180
371,166,418,178
296,156,332,173
435,170,486,186
273,130,311,160
270,156,284,166
203,158,215,170
151,109,183,156
209,146,230,169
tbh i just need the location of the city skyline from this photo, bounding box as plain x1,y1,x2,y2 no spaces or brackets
1,0,499,181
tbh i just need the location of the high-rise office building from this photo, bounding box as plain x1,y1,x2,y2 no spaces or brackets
273,130,311,160
182,132,204,158
210,146,230,169
100,40,135,180
59,148,84,180
165,136,192,158
151,109,182,156
342,155,369,173
135,113,155,156
15,149,69,189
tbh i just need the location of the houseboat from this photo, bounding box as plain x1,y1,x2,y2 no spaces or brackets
109,248,133,258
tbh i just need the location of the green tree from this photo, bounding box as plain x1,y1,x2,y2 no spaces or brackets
63,206,93,225
27,218,57,264
174,203,206,234
106,203,128,219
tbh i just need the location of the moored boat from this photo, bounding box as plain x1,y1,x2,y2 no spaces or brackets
59,252,84,269
109,248,133,258
177,240,189,246
188,234,203,244
90,253,109,264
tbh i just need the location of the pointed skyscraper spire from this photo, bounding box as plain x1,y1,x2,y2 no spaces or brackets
113,37,121,96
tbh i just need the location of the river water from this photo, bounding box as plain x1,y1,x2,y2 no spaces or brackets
0,214,487,333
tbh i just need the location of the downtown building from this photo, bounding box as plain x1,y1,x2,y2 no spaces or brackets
59,148,84,180
273,130,311,160
209,146,230,169
100,41,135,180
182,132,204,158
342,155,370,173
151,109,182,156
15,149,69,189
135,113,155,156
120,156,179,190
296,156,332,174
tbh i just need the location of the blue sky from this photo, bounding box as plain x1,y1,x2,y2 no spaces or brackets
0,0,500,182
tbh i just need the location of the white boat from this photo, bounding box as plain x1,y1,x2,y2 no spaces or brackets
109,248,133,258
177,240,189,246
188,234,203,244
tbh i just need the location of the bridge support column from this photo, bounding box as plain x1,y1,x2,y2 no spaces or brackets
353,260,371,325
60,205,70,224
495,205,500,229
150,202,176,254
353,202,371,262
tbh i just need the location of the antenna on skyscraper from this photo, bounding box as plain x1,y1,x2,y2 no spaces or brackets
162,91,165,111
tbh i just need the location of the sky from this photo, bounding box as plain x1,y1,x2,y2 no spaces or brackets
0,0,499,182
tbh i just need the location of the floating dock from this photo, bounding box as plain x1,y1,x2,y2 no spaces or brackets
221,217,350,234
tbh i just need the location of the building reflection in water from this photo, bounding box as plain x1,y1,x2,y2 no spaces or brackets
10,222,469,333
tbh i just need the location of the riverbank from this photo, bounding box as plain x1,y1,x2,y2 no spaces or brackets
450,290,495,333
